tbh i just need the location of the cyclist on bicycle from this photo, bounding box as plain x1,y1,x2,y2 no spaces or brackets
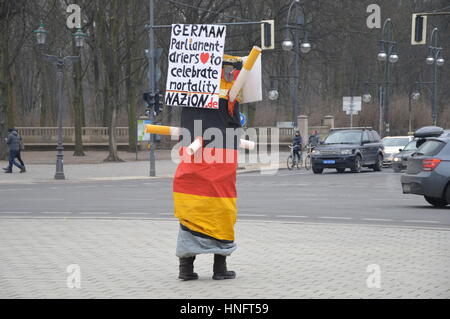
292,130,303,163
308,130,320,147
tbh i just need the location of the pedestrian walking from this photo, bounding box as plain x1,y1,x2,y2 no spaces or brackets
3,128,26,173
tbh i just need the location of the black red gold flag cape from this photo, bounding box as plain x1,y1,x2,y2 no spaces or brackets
173,54,243,243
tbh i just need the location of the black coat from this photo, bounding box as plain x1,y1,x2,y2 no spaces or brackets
292,135,302,151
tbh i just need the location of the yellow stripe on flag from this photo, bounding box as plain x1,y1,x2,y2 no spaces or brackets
173,192,237,241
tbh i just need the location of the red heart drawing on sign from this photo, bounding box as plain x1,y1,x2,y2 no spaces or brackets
200,52,209,64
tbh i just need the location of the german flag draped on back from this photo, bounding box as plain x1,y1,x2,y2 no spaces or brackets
173,54,243,243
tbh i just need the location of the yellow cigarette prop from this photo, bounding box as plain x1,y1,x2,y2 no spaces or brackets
228,46,262,103
145,124,180,137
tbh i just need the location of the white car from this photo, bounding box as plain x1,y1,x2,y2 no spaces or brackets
381,136,414,167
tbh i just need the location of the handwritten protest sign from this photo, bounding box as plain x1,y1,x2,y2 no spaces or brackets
165,24,226,109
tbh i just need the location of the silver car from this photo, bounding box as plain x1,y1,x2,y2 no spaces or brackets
401,136,450,207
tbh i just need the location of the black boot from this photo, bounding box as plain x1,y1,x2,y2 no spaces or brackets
20,166,26,173
178,256,198,281
212,254,236,280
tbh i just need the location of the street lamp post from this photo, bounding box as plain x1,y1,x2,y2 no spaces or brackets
413,28,445,127
362,81,384,134
424,28,444,125
34,22,86,180
377,18,399,137
146,0,157,177
281,0,311,129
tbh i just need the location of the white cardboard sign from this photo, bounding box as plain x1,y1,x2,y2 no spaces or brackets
165,24,226,109
240,54,262,104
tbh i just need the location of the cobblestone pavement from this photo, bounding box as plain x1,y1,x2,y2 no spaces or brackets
1,218,449,298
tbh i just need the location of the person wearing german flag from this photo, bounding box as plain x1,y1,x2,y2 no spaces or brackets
174,48,260,281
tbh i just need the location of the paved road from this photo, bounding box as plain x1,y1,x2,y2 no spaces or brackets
1,168,449,228
2,167,450,299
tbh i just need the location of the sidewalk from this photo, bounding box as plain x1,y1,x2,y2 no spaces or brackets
0,150,289,184
0,217,449,298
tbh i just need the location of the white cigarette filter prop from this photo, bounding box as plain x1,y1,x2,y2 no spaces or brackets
186,137,203,155
145,124,180,137
239,139,256,150
228,46,262,102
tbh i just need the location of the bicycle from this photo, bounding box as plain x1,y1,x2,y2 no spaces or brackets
287,145,303,170
303,144,315,171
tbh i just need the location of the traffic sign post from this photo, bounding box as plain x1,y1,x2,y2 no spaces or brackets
343,96,362,128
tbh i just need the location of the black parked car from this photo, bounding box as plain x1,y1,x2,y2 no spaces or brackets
310,127,384,174
401,134,450,207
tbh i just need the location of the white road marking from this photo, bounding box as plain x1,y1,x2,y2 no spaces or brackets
40,211,72,214
158,213,172,215
71,186,97,189
0,188,32,192
20,198,63,201
403,220,440,224
318,216,352,220
0,211,32,214
278,215,308,218
362,218,394,222
79,212,111,215
119,213,152,215
239,214,267,217
110,198,149,201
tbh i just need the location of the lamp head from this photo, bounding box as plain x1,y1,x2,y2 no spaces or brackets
362,93,372,103
377,52,387,62
411,91,421,101
73,28,87,48
34,21,48,45
268,89,279,101
282,39,294,51
300,42,312,54
389,54,399,64
426,56,435,65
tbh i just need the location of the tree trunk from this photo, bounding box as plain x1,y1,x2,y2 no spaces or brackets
100,0,122,162
125,0,137,153
72,43,85,156
0,19,10,160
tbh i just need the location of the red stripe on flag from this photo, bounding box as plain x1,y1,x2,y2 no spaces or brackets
174,147,237,198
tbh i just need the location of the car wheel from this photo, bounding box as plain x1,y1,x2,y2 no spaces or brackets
424,196,448,207
393,165,401,173
373,154,383,172
312,167,323,174
445,184,450,203
336,168,345,173
350,155,362,173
